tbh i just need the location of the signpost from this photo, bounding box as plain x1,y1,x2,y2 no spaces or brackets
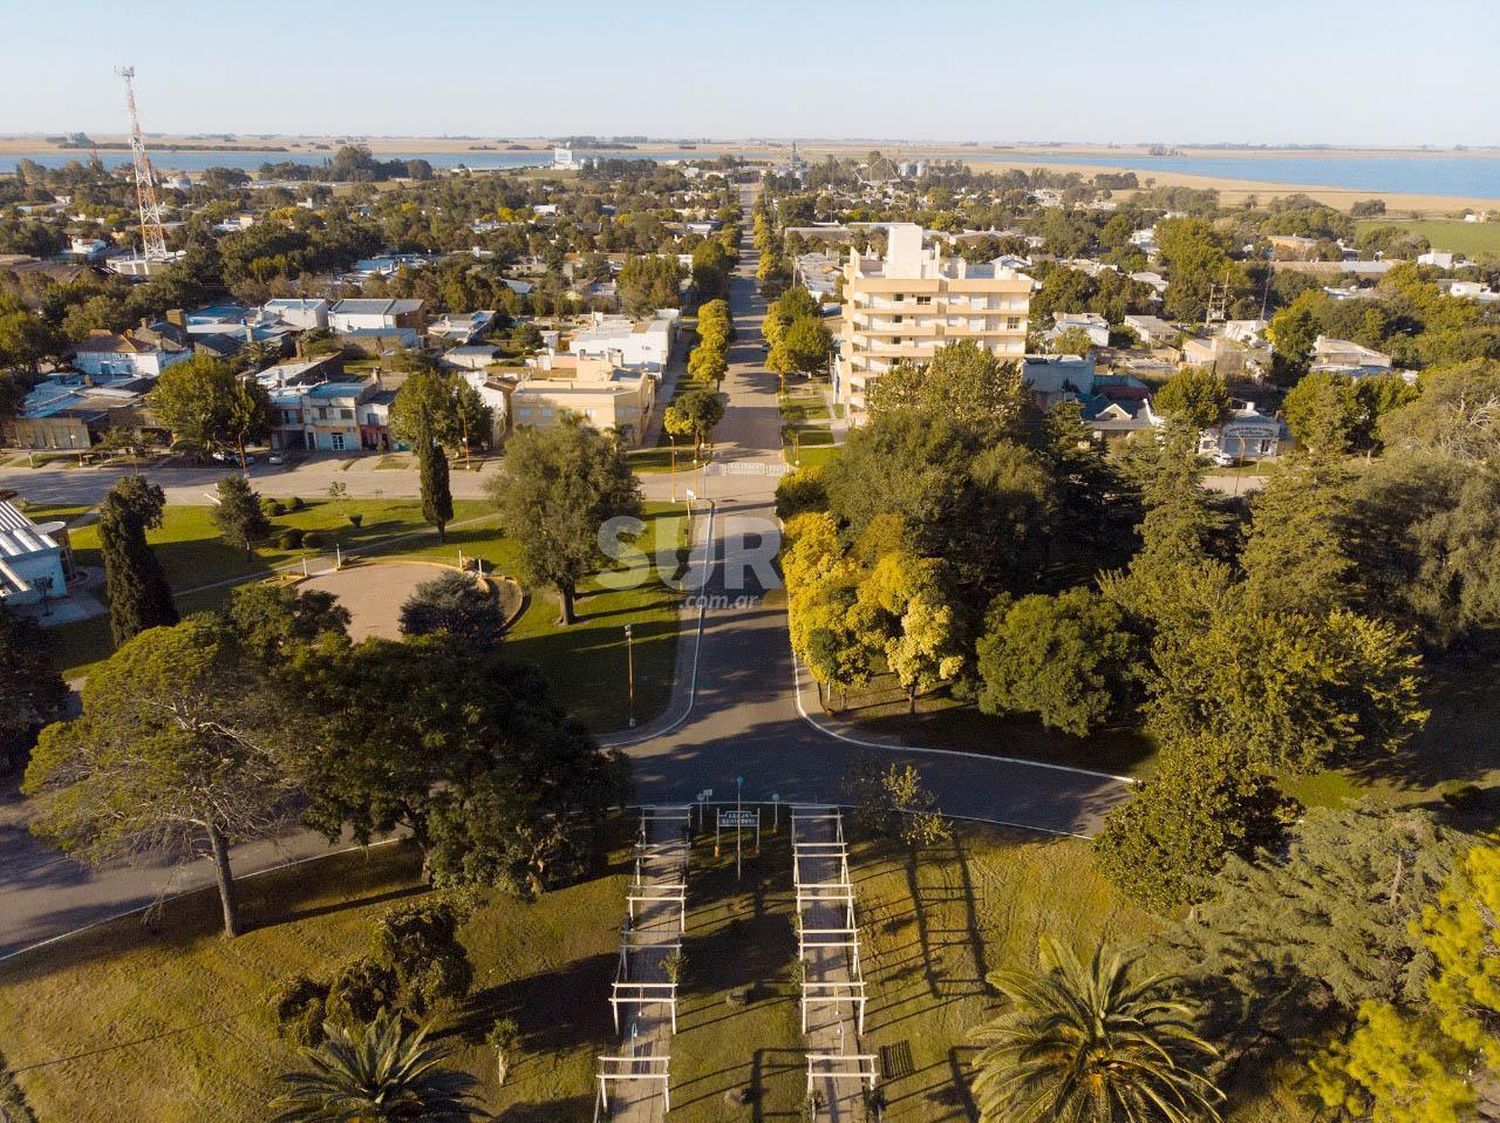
716,807,761,879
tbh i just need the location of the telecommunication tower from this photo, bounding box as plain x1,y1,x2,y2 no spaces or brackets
1205,277,1230,325
115,66,169,262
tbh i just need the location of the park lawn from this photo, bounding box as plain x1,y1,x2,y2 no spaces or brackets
627,443,707,475
1355,217,1500,256
0,838,631,1123
0,821,1173,1123
35,499,685,734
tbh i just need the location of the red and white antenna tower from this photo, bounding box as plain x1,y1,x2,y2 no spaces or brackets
115,66,169,262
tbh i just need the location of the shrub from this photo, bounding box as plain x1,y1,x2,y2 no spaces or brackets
278,528,304,550
371,902,474,1018
269,974,330,1047
773,465,828,520
261,498,286,517
323,957,398,1030
348,513,364,528
301,531,322,550
288,496,305,512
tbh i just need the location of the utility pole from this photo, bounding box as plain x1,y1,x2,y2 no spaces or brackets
115,67,169,263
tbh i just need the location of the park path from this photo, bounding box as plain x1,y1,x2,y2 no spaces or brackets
600,806,690,1123
793,807,872,1121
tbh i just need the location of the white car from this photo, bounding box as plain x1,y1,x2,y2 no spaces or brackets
1211,451,1237,467
267,452,286,465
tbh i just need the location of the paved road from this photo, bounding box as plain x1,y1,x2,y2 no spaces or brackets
606,190,1130,836
0,190,1130,963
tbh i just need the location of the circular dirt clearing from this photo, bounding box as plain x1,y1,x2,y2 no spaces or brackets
300,562,458,641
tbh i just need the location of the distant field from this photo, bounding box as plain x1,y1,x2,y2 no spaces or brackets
1355,217,1500,256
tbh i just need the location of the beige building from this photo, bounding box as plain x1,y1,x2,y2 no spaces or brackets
836,223,1031,418
511,356,656,445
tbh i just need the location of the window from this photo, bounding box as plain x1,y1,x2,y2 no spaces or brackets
1007,316,1021,330
916,295,932,305
339,408,354,420
330,432,345,451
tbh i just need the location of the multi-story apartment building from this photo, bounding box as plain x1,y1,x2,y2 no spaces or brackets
835,223,1032,419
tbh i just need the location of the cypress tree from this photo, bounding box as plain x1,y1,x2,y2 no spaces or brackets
209,474,271,559
419,442,453,543
99,476,178,647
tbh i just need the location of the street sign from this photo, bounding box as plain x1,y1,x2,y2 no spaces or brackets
718,810,760,828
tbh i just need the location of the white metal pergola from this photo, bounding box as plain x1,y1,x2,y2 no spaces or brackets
806,1053,879,1094
800,979,867,1034
595,1054,671,1117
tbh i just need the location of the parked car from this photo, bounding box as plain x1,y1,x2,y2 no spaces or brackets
267,452,286,465
1211,450,1237,467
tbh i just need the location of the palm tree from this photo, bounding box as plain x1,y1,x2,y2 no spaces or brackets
972,939,1225,1123
270,1012,481,1122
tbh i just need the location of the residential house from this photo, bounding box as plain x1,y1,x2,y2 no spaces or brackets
1047,311,1110,349
328,298,426,333
70,327,192,379
1128,271,1168,297
567,310,679,373
1417,251,1457,269
427,310,496,345
1122,314,1177,346
1310,335,1393,377
262,298,330,331
793,252,842,299
1020,355,1154,436
443,345,501,371
836,223,1031,418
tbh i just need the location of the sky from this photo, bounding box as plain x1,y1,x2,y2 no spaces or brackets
2,0,1497,146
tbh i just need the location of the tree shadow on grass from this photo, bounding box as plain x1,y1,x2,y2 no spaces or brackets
454,952,617,1053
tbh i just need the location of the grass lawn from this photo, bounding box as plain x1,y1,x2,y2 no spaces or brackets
626,443,706,475
1354,217,1500,256
33,498,685,734
0,820,1167,1123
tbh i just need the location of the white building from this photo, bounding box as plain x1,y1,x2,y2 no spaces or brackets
567,310,679,373
262,298,330,331
0,500,70,607
1122,314,1177,346
329,298,425,333
1047,312,1110,349
1195,404,1291,461
70,328,192,379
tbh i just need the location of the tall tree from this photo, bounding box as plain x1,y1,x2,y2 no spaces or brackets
418,442,453,543
865,340,1027,435
147,356,271,468
486,417,642,625
210,474,272,559
972,938,1226,1123
399,572,504,648
1152,367,1231,432
23,616,301,936
98,475,178,646
1239,456,1356,616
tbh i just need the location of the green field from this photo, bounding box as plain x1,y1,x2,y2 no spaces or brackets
29,497,684,733
0,821,1169,1123
1355,217,1500,257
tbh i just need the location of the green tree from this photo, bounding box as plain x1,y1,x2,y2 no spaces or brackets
98,475,178,646
1239,456,1356,615
485,417,642,625
767,315,832,388
0,602,67,768
686,341,727,386
1049,326,1097,356
1147,606,1426,775
1094,735,1296,911
147,355,271,468
1379,359,1500,462
23,616,300,936
865,340,1028,435
617,254,681,317
417,442,453,542
669,388,724,456
690,238,732,302
398,572,504,648
1267,289,1326,374
1152,367,1230,431
388,366,461,450
269,1012,481,1122
1282,370,1362,456
971,938,1225,1123
1311,845,1500,1123
976,589,1140,736
210,474,272,559
850,549,965,713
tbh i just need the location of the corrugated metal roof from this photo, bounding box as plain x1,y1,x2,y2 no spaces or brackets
0,500,60,561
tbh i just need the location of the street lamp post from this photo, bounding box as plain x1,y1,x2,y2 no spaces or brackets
771,793,780,833
624,623,636,728
669,435,677,502
735,775,744,881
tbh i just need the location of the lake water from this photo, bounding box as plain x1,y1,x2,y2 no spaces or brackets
4,147,1498,201
964,151,1500,200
